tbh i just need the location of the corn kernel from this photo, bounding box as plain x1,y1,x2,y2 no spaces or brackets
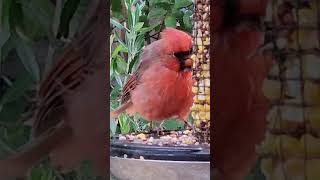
197,104,204,111
198,45,204,52
191,111,197,119
136,133,146,140
205,87,210,93
195,120,201,126
202,64,209,70
196,38,203,46
205,95,210,102
205,112,210,120
204,104,210,111
204,79,210,86
191,54,197,61
193,96,199,103
199,112,206,119
198,95,205,101
203,38,210,45
192,86,198,93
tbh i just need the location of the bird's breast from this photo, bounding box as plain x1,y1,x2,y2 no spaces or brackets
130,64,194,121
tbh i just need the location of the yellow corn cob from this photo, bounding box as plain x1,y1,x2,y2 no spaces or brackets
261,158,320,180
258,1,320,179
288,30,319,50
191,0,210,143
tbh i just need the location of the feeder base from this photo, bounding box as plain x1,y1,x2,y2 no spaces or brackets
110,157,210,180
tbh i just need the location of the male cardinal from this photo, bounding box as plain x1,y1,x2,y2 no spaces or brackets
110,28,194,129
0,0,108,179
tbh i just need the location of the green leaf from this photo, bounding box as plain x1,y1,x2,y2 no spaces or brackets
0,73,34,109
118,113,130,134
183,12,192,29
19,7,47,41
147,8,167,18
68,0,90,38
134,22,144,31
135,1,145,24
111,0,122,13
115,75,123,87
1,0,12,24
163,119,184,130
149,0,171,6
111,18,125,30
20,0,55,36
0,21,10,61
110,118,117,136
1,36,15,62
174,0,192,9
172,8,184,19
8,0,23,30
57,0,81,38
52,0,64,36
0,22,10,50
110,85,121,101
114,31,128,51
164,15,176,27
112,44,127,58
2,124,31,150
110,59,115,78
135,34,145,49
0,98,28,124
14,36,40,82
115,56,127,74
127,5,134,28
139,15,148,23
138,22,161,34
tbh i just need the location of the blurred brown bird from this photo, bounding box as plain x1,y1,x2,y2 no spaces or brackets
0,0,108,179
110,28,194,130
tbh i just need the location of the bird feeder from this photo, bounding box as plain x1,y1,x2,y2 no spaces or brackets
191,0,210,143
258,0,320,179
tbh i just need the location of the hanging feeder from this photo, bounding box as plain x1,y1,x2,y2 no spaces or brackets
191,0,210,143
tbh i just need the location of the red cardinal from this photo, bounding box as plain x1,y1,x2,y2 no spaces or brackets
110,28,194,129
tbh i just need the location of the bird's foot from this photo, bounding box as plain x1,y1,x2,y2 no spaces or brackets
148,121,165,136
156,121,165,135
183,120,195,131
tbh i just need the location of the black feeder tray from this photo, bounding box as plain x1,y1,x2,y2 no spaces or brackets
110,132,210,180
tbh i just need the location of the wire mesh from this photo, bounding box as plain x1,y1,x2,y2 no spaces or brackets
191,0,210,143
259,0,320,179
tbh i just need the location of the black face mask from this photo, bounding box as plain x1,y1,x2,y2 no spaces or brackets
174,48,193,61
174,48,193,71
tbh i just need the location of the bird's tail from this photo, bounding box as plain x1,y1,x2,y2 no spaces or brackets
110,101,132,118
0,123,72,180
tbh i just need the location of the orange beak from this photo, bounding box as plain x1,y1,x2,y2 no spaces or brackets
183,58,193,69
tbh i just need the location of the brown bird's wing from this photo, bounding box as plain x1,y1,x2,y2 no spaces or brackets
33,0,106,137
120,46,155,104
110,43,159,118
0,0,107,179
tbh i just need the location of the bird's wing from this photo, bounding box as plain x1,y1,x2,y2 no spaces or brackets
120,47,155,104
33,0,106,137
